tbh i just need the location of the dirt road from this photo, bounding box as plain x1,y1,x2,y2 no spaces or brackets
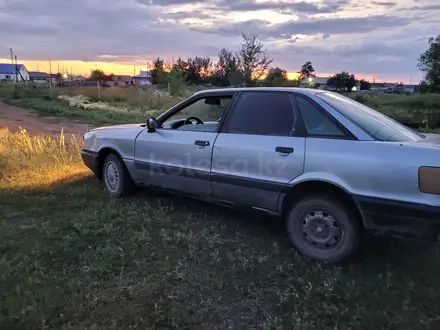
0,101,93,139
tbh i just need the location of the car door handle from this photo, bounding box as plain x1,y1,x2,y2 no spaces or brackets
195,140,210,147
275,146,294,154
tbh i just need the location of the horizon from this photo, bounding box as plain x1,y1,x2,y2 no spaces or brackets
0,57,417,84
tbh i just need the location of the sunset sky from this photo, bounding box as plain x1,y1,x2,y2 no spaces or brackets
1,0,439,83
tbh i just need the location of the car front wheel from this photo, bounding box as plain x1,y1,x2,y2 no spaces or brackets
102,153,133,198
287,195,361,264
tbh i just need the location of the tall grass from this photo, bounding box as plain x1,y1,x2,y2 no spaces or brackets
0,128,83,187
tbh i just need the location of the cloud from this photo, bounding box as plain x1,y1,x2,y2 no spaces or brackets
191,15,410,39
371,1,396,8
398,4,440,11
0,0,436,82
270,40,424,79
214,0,346,13
136,0,204,5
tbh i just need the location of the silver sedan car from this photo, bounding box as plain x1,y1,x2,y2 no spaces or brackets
81,87,440,263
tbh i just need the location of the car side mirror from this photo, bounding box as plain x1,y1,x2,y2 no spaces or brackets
146,117,157,132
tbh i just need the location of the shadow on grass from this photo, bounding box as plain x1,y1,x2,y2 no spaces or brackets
2,173,439,270
2,175,440,329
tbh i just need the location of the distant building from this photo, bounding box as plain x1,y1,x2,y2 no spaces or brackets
112,75,133,86
0,63,30,81
133,71,152,86
299,76,330,90
369,82,420,94
29,71,48,84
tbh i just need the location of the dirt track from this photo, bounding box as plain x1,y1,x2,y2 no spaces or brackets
0,101,93,139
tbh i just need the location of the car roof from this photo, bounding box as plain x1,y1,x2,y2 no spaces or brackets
193,87,325,97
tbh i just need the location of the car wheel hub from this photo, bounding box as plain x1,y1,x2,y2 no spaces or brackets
302,211,342,248
105,161,120,192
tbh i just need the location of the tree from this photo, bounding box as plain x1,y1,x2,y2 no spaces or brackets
237,33,273,86
151,57,164,85
89,69,105,81
266,67,288,81
172,57,187,72
263,67,289,86
229,70,245,87
186,56,212,85
299,61,316,79
327,71,357,91
168,67,187,96
212,48,239,86
418,35,440,92
420,80,431,94
88,69,113,81
359,79,371,91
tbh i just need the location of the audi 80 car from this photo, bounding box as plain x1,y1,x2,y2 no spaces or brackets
81,87,440,263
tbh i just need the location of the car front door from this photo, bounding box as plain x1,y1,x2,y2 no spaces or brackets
210,91,306,211
133,93,235,196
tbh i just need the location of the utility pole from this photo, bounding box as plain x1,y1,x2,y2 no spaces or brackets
14,55,18,83
49,60,53,98
10,48,15,85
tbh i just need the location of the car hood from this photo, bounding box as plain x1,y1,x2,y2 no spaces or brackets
89,123,145,132
403,133,440,149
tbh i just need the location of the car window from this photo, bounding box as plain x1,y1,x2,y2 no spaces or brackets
162,95,232,132
316,92,424,142
226,92,295,136
296,95,346,137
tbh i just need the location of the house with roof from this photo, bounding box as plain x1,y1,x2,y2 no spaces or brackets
299,76,330,89
112,75,133,86
133,71,152,86
0,63,30,82
29,71,48,84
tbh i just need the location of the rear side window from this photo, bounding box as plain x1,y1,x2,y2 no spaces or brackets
296,95,346,138
226,92,295,136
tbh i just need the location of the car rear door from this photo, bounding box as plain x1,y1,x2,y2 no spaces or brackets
210,91,306,211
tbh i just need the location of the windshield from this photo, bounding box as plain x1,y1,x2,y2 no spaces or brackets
316,92,424,142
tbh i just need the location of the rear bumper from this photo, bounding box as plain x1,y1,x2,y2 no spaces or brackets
81,149,99,176
355,196,440,241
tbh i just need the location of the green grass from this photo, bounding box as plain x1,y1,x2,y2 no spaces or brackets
2,82,440,130
5,97,149,126
0,83,181,126
2,130,440,329
349,93,440,129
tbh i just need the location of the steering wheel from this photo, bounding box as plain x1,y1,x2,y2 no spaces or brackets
184,116,204,125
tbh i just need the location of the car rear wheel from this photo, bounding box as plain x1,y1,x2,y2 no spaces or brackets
102,153,133,198
287,195,361,264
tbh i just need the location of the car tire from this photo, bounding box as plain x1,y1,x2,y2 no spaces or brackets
287,195,361,264
102,153,133,198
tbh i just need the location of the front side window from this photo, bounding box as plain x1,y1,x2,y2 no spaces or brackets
296,95,346,138
161,95,232,132
226,92,296,136
316,91,423,141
